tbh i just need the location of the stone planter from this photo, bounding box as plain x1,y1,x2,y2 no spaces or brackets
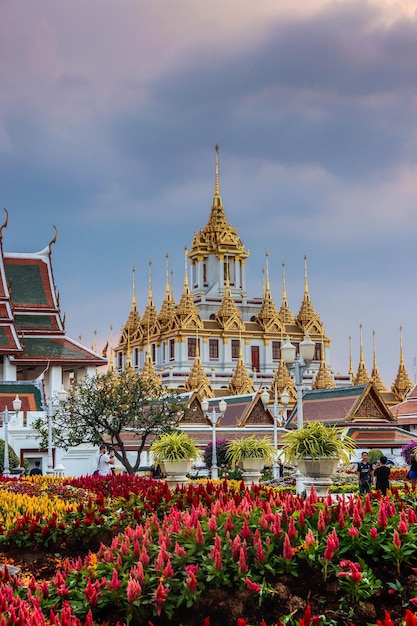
162,460,193,489
298,457,339,497
239,458,267,487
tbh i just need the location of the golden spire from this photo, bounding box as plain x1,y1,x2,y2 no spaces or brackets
296,255,321,329
141,260,158,333
391,325,413,401
121,267,141,345
140,343,162,388
354,324,369,385
213,142,222,208
256,251,283,331
228,338,255,395
125,324,132,369
108,325,114,371
215,264,245,330
370,330,387,392
268,347,296,401
188,145,249,262
176,246,200,319
279,261,295,324
159,253,176,328
185,330,213,400
313,334,335,389
348,335,354,381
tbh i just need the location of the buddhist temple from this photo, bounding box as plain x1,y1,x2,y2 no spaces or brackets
116,146,342,397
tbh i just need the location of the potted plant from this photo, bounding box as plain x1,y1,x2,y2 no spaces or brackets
226,435,275,484
150,430,199,487
280,422,356,495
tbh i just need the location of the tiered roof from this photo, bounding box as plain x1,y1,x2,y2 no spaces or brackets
0,213,106,372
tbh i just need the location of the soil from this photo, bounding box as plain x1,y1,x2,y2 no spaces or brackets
0,544,415,626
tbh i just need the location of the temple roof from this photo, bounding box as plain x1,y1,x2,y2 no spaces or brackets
1,231,106,369
287,383,395,428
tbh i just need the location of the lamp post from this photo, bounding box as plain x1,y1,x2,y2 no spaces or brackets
261,387,290,480
281,332,315,431
47,387,69,475
281,332,315,493
2,395,22,476
201,398,227,480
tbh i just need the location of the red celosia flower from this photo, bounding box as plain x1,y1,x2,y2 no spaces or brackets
283,533,295,560
153,581,169,616
245,576,261,593
127,578,142,602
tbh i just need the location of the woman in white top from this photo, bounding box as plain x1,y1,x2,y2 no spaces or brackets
97,445,115,476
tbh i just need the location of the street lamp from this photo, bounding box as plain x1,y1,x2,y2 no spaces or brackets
261,387,290,479
47,387,69,474
2,395,22,476
281,332,315,430
201,398,227,480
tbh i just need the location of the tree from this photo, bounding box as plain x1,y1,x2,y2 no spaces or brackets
32,370,186,474
368,449,383,465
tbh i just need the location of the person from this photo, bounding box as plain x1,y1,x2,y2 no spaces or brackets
29,461,43,476
408,451,417,489
96,445,115,476
357,451,373,495
373,455,390,495
278,459,284,478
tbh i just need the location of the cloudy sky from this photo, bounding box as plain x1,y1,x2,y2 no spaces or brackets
1,0,417,388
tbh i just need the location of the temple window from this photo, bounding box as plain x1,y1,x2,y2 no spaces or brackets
209,339,219,360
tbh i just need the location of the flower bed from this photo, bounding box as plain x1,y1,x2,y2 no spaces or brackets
0,475,417,624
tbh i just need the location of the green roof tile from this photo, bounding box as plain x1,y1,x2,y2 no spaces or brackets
6,263,48,305
15,314,54,329
23,337,92,360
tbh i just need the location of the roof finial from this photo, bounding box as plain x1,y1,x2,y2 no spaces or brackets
303,254,309,300
354,323,369,385
0,208,8,239
348,335,354,380
183,245,189,288
48,225,58,253
132,266,137,309
371,329,387,392
265,251,270,295
400,325,405,365
213,143,222,208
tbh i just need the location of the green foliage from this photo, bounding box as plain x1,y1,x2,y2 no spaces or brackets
226,435,275,468
368,449,383,464
203,438,230,470
150,430,198,462
31,369,186,474
0,439,20,473
281,422,356,464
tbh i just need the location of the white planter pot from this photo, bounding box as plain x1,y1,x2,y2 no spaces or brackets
239,458,267,487
162,460,193,489
297,457,339,497
298,458,339,479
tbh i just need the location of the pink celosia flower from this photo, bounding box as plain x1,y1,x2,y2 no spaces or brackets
393,529,402,548
317,511,326,533
127,578,142,602
305,528,316,547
